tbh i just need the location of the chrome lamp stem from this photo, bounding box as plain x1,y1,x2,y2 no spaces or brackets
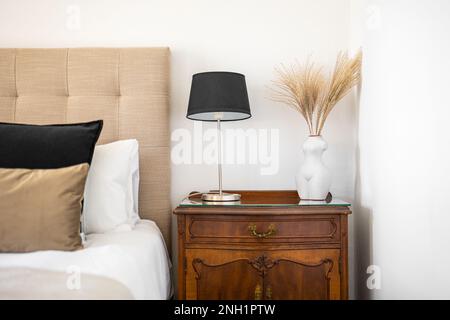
200,118,240,202
217,119,223,196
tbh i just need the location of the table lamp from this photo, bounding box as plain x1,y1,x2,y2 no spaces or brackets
187,71,251,202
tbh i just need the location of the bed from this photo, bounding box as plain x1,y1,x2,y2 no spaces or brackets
0,48,172,300
0,220,171,299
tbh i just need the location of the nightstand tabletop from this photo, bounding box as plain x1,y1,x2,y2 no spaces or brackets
179,190,350,208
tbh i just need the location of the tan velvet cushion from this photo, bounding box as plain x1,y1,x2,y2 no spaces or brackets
0,164,89,252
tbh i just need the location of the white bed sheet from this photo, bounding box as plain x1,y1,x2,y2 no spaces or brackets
0,220,172,300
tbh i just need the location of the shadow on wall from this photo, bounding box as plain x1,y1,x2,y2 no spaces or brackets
353,144,374,300
353,82,374,300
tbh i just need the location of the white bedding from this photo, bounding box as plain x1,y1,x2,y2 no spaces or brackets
0,220,172,300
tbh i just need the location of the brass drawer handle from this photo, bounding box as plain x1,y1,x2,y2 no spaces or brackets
266,285,272,300
254,284,262,300
248,224,276,238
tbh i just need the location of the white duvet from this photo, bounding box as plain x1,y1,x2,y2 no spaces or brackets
0,220,172,300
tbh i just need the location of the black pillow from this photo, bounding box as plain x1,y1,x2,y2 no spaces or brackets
0,120,103,169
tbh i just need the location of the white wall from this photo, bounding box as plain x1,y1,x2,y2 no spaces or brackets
353,0,450,299
0,0,357,297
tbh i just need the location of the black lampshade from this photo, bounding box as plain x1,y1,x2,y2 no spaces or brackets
187,72,251,121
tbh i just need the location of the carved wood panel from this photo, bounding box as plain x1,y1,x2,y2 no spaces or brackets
190,252,338,300
192,258,263,300
264,258,334,300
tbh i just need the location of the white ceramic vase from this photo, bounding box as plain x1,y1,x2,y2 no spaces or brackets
296,135,331,200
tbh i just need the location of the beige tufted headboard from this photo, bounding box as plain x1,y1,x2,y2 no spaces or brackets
0,48,171,247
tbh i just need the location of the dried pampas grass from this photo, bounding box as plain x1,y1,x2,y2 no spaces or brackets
271,50,362,135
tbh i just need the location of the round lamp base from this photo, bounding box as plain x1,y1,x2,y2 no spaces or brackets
201,192,241,202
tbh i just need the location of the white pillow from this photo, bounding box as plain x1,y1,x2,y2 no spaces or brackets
83,139,140,234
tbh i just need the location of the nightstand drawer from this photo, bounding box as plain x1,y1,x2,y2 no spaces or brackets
186,215,340,244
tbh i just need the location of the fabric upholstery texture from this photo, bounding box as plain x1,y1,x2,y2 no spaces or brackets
0,164,89,252
0,48,171,247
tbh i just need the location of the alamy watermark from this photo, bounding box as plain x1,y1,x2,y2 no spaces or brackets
366,265,381,290
66,4,81,31
366,4,382,31
66,265,81,291
171,122,280,175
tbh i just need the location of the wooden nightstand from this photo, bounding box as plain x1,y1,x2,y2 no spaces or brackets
173,190,351,300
